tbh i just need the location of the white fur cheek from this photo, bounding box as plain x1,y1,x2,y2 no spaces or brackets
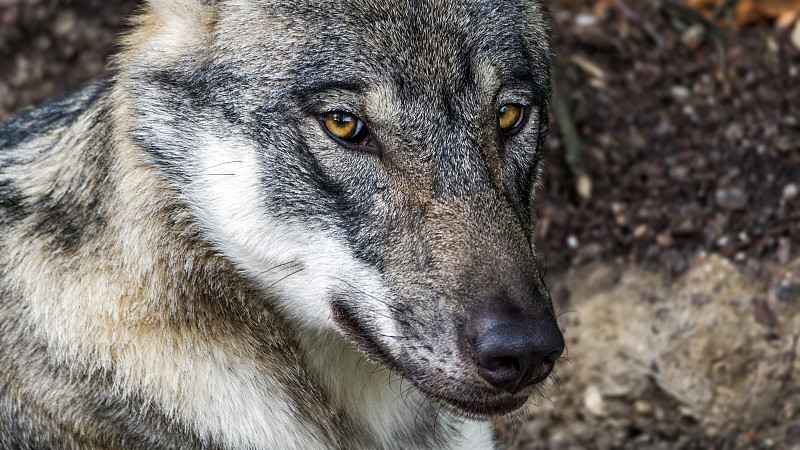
182,132,396,335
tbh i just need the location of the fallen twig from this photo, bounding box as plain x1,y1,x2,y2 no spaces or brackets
614,0,664,47
552,69,592,200
711,0,739,23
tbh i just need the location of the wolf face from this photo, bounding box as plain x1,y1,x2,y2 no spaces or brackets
120,0,562,419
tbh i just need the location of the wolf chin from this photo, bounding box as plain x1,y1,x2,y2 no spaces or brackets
0,0,564,448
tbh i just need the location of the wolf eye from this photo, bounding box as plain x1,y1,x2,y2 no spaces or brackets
320,112,379,153
498,104,526,136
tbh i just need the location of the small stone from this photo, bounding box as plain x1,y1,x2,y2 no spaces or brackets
567,235,579,249
660,249,687,276
785,422,800,446
668,165,690,180
764,331,780,341
692,293,710,306
768,36,780,54
670,85,691,101
752,296,777,327
655,118,672,136
611,202,628,226
576,174,592,199
724,123,744,141
777,238,791,265
584,385,605,416
783,183,798,201
633,224,648,238
776,282,797,302
641,292,662,303
634,401,652,415
650,360,660,373
53,10,77,37
716,187,748,210
681,23,706,50
744,259,763,279
575,13,598,27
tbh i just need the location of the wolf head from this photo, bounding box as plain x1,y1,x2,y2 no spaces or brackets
120,0,563,418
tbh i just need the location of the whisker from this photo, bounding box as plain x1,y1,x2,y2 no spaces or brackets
251,261,302,279
556,309,583,319
200,160,243,173
320,275,424,326
264,267,305,289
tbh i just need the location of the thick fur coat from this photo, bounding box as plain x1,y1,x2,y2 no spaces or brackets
0,1,560,448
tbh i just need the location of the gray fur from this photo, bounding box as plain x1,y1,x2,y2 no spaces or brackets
0,0,557,448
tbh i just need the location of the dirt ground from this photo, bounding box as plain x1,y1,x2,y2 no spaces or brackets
1,0,798,448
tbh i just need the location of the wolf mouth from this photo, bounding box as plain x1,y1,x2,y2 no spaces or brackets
330,299,532,418
425,388,530,418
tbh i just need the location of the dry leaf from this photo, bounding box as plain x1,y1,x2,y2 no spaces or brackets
685,0,800,28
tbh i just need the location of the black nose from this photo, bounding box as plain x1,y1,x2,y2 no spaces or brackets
467,314,564,394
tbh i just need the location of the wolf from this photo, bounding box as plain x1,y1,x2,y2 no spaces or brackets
0,0,564,448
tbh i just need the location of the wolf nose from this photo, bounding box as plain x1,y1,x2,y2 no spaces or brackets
467,314,564,394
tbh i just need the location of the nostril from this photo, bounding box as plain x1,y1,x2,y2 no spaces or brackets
480,355,522,387
473,354,524,393
493,356,519,371
533,355,557,381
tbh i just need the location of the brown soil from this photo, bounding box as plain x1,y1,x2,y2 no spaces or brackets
539,0,799,274
1,0,798,448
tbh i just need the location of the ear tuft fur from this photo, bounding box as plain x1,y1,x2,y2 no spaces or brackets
118,0,219,66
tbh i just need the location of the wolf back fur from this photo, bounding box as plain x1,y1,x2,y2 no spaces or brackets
0,0,557,448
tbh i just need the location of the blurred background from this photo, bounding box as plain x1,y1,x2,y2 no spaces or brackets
1,0,798,448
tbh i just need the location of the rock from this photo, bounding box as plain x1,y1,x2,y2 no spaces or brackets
777,238,792,265
516,256,800,449
752,295,777,327
681,24,706,50
668,165,690,181
584,385,605,416
776,282,797,302
786,422,800,446
691,293,710,306
670,85,691,101
783,183,798,202
715,187,748,210
634,400,652,415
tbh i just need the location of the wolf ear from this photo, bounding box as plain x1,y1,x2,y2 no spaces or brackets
120,0,219,64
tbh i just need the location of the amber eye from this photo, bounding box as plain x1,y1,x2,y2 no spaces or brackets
498,103,526,135
320,112,379,153
320,112,363,141
323,113,359,139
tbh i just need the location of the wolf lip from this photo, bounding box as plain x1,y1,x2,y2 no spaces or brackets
431,391,529,417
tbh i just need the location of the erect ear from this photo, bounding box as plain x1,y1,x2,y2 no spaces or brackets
118,0,219,65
